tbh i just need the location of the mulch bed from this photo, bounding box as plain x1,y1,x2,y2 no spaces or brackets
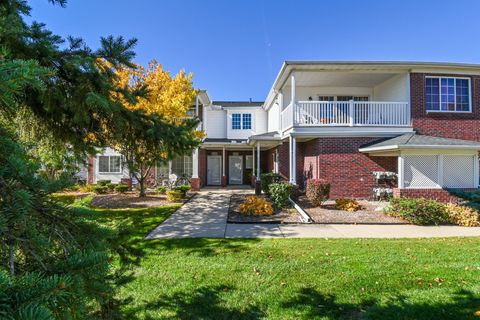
90,192,194,209
228,193,302,223
297,196,407,224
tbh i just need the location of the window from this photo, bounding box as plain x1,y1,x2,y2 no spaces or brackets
171,155,192,177
426,77,471,112
232,113,241,129
245,155,253,169
242,113,252,129
98,155,121,173
232,113,252,130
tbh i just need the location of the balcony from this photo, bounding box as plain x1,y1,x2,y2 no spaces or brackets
281,100,410,131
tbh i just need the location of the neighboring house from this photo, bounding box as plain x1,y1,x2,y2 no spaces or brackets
87,61,480,201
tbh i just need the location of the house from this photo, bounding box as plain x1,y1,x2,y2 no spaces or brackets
87,61,480,201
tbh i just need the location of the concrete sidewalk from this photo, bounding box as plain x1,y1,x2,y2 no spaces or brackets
146,190,480,239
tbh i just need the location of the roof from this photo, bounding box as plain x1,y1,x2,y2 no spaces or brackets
282,60,480,68
248,131,282,141
359,133,480,153
212,101,264,107
203,138,247,143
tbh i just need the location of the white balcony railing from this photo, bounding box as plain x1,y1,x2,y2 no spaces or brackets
282,101,410,130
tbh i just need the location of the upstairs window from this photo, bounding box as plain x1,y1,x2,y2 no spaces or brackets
232,113,241,129
98,155,121,173
242,113,252,129
231,113,252,130
426,77,471,112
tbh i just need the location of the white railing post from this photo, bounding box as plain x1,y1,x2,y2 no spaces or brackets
291,72,296,126
349,100,354,126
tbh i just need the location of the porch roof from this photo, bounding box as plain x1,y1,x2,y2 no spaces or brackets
359,133,480,153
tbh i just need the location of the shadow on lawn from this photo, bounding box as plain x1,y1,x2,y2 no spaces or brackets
151,238,260,257
282,287,480,320
123,285,265,320
120,285,480,320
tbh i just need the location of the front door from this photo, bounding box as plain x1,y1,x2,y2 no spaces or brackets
229,156,243,184
207,155,221,185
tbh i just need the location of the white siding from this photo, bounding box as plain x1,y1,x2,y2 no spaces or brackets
267,103,280,132
94,147,130,184
282,86,373,109
205,108,227,138
373,73,409,101
256,109,267,134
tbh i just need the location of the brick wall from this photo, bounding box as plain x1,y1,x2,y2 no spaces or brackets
393,188,477,203
410,73,480,141
300,138,397,198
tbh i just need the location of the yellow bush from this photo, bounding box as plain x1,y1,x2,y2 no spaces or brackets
445,203,480,227
335,198,361,212
239,196,273,216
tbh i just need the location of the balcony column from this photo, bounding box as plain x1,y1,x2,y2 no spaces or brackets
291,72,296,125
191,148,200,191
289,135,297,185
348,99,354,126
397,155,404,189
277,91,283,133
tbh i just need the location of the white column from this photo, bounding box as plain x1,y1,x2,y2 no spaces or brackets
222,146,225,176
256,143,260,181
398,155,404,188
168,160,172,176
277,91,283,133
192,148,199,178
252,147,255,176
275,148,279,173
291,72,296,125
437,155,444,188
348,100,354,126
474,154,479,187
289,135,296,184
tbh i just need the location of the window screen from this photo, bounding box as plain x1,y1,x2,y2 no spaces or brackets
403,155,439,188
443,156,475,188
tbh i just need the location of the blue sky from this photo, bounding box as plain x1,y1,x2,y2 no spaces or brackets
28,0,479,101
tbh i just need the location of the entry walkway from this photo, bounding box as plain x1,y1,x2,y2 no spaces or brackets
146,190,480,239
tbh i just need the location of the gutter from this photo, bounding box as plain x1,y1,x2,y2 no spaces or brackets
289,196,312,223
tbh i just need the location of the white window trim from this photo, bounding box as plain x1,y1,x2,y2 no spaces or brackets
425,76,472,113
231,112,253,130
245,155,253,169
98,155,122,174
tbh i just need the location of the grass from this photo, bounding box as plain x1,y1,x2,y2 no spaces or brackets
80,203,480,319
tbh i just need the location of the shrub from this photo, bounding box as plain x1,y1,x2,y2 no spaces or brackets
269,183,293,208
156,186,167,194
306,179,330,207
174,184,191,196
335,198,361,212
106,183,116,191
260,173,281,195
386,198,448,225
72,194,95,207
166,190,184,202
114,184,129,193
77,184,96,193
93,185,109,194
96,179,111,186
445,203,480,227
239,196,273,216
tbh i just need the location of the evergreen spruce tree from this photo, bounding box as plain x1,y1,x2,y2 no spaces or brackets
0,0,199,318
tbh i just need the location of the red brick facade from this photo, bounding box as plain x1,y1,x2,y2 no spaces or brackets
393,188,477,203
410,73,480,141
300,138,397,198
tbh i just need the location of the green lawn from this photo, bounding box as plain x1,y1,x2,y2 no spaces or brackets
82,204,480,319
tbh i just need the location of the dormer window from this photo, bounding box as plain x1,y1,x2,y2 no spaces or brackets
426,77,471,112
232,113,252,130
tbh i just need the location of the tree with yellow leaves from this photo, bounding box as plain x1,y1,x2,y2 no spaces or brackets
114,60,197,123
111,61,201,196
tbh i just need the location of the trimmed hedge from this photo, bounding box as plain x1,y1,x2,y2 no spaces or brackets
386,198,448,225
260,173,281,195
269,183,292,208
114,184,129,193
306,179,330,207
166,190,184,202
97,179,111,186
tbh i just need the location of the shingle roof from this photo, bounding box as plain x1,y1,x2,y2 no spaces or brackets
212,101,264,107
359,133,480,152
248,131,282,140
